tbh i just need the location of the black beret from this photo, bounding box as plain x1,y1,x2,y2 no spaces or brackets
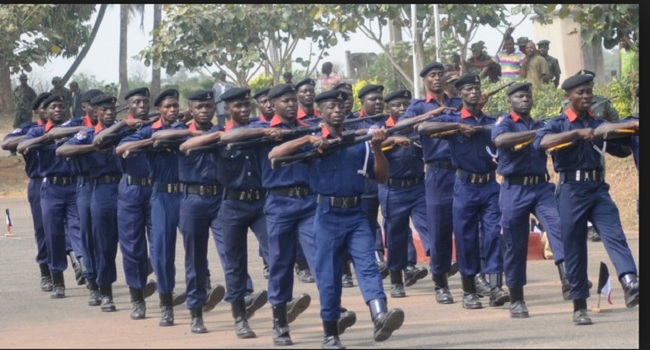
187,89,214,102
294,78,316,90
333,82,353,91
154,89,179,107
314,90,349,104
253,87,271,100
219,87,251,103
419,62,445,77
454,73,481,90
32,92,51,111
575,69,596,78
41,94,63,109
124,87,150,101
561,74,594,91
516,37,529,45
384,90,412,103
506,82,532,96
537,40,550,47
268,84,296,99
282,72,293,78
80,89,103,103
51,76,61,84
90,93,117,107
470,41,486,51
358,84,384,99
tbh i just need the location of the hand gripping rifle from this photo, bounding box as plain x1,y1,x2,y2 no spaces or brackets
94,112,162,149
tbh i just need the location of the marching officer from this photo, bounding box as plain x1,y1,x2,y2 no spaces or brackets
295,77,320,125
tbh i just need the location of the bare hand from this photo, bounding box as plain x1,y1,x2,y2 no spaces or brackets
575,128,594,142
264,128,283,141
391,136,411,147
125,119,143,129
370,128,388,148
311,136,328,153
458,124,477,137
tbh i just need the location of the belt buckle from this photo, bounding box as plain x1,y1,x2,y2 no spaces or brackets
341,198,350,209
523,176,528,186
199,186,205,196
477,175,483,184
575,170,581,181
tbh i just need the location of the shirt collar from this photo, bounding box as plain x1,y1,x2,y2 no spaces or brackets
82,116,94,127
127,114,137,120
225,120,235,131
460,107,476,119
44,120,55,132
425,92,449,104
385,116,396,127
258,114,269,122
509,111,522,122
36,119,45,126
297,107,320,119
94,123,105,134
151,119,163,129
565,107,594,122
269,114,309,127
188,121,213,131
321,125,344,139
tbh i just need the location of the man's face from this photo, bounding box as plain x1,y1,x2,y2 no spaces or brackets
47,101,66,123
256,96,274,118
37,106,48,123
508,91,533,115
158,98,179,124
320,100,344,127
283,75,293,84
296,84,315,106
361,92,384,115
19,78,27,85
340,90,354,115
538,46,549,56
82,102,96,121
128,94,150,120
459,84,481,105
96,104,117,126
387,98,409,118
424,69,445,93
69,84,78,93
226,99,252,125
504,39,515,54
567,84,594,113
189,100,216,125
525,43,536,56
619,38,629,50
272,93,298,120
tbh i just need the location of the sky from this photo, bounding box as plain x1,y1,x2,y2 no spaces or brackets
22,5,534,86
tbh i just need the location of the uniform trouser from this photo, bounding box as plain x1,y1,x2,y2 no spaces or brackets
91,182,119,287
218,196,269,302
27,179,47,265
453,179,502,278
40,181,80,273
117,178,153,289
557,181,637,300
313,201,385,321
426,165,455,275
379,182,428,271
361,196,384,254
178,193,221,309
500,180,563,288
150,184,181,294
264,194,317,306
77,179,96,283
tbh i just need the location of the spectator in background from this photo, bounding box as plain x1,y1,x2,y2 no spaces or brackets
516,37,529,53
520,41,550,89
319,61,342,91
448,53,462,75
537,40,562,88
619,34,638,80
282,72,294,85
212,71,233,126
496,36,526,80
13,73,37,129
464,41,501,83
69,81,85,119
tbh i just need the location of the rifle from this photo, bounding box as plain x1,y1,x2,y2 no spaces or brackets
225,113,387,151
428,124,493,138
94,112,162,149
485,80,516,99
546,127,638,153
270,113,435,170
380,134,421,152
116,105,129,114
590,95,618,111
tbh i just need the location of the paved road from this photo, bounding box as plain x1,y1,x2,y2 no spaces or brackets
0,195,639,348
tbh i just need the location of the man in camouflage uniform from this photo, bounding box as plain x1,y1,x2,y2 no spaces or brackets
13,73,37,128
49,76,73,119
537,40,562,88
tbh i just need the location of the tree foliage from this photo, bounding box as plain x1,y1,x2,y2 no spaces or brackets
140,4,343,87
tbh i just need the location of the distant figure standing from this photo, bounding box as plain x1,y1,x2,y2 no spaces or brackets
464,41,501,83
212,71,233,126
49,76,73,119
496,36,526,80
13,73,37,128
69,81,85,119
520,41,550,89
319,62,342,92
537,40,562,88
282,72,294,85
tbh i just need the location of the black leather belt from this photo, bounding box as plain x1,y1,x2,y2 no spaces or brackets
78,175,93,184
126,175,152,186
269,186,312,197
30,177,43,182
95,174,121,184
426,159,455,170
455,169,495,184
506,174,549,186
224,188,266,201
317,194,361,208
388,176,424,188
560,170,604,182
157,182,183,194
185,183,223,196
43,176,76,186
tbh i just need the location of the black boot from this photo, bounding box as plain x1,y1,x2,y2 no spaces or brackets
39,263,53,292
389,270,405,298
203,283,225,312
159,292,174,327
322,320,345,349
338,306,356,335
87,279,101,306
190,307,207,334
557,262,571,300
342,260,354,288
488,273,510,307
244,290,268,319
509,287,529,318
474,273,492,297
368,298,404,342
129,287,146,320
375,251,389,279
99,284,116,312
620,274,639,308
461,276,482,309
172,291,187,307
287,292,311,324
143,280,157,299
404,265,428,287
69,252,85,286
573,299,592,325
50,271,65,299
272,303,292,346
232,299,256,338
432,274,454,304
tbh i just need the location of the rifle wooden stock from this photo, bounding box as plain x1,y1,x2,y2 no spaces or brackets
546,141,574,153
152,139,182,151
380,134,421,152
428,124,492,138
225,113,387,151
512,138,534,151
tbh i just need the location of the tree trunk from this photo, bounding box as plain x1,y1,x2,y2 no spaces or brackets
118,5,129,101
0,65,15,117
61,4,108,86
151,4,162,97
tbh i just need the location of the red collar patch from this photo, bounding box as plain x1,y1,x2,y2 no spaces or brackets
385,117,396,127
44,120,55,132
509,112,521,122
82,116,94,127
151,119,163,129
460,107,474,119
565,107,594,122
425,92,448,104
